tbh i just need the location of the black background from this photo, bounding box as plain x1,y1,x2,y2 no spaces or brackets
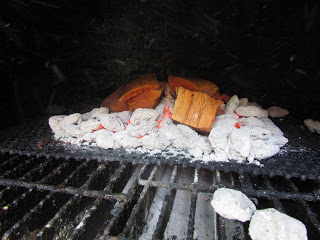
1,0,320,129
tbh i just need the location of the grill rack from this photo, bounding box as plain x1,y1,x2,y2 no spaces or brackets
0,153,319,239
1,116,320,181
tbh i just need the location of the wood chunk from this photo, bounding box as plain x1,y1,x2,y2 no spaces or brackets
127,82,165,111
168,76,219,96
101,86,129,112
172,87,223,132
188,78,219,97
119,73,160,103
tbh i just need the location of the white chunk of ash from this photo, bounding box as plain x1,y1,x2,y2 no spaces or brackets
267,106,289,118
249,208,308,240
304,119,320,134
48,95,289,164
210,189,307,240
211,188,256,222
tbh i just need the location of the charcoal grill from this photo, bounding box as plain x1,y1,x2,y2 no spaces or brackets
1,0,320,239
0,153,319,239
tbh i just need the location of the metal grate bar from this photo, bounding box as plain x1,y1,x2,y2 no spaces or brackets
1,157,43,180
264,176,285,212
70,164,131,240
97,165,146,238
121,165,162,237
2,193,57,239
2,160,118,239
138,179,320,202
186,168,199,240
36,161,112,238
286,178,320,232
0,155,20,174
152,165,178,239
18,157,55,181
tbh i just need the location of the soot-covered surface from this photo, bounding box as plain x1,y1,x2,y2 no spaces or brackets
0,116,319,180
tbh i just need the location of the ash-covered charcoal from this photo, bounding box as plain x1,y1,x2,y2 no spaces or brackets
249,208,308,240
211,188,256,222
304,119,320,134
48,93,289,165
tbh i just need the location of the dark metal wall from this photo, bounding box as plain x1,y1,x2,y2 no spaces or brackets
1,0,320,128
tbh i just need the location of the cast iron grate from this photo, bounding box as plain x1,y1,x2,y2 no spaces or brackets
0,153,319,239
0,116,320,180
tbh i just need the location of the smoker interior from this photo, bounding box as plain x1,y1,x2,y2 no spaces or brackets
0,153,319,240
1,1,320,239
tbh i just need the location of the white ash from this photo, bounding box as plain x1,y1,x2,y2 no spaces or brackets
130,108,159,125
240,126,271,140
111,111,131,124
100,114,124,132
82,107,109,121
304,119,320,134
259,118,284,136
228,128,252,161
248,140,280,162
96,129,120,149
239,117,264,127
225,95,239,114
267,106,289,118
236,106,265,118
267,135,288,147
211,188,256,222
113,131,142,149
48,96,288,165
79,118,100,133
140,132,171,150
249,208,308,240
239,97,248,106
126,120,158,138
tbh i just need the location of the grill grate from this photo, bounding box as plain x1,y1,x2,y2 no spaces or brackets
0,153,319,239
1,117,320,180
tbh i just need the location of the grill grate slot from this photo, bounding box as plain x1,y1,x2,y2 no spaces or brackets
0,154,320,239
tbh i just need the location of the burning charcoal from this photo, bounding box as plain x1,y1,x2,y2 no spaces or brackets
130,108,159,125
211,188,256,222
82,131,98,143
239,97,248,106
189,136,212,156
235,106,265,118
48,115,66,133
111,111,131,124
113,131,142,149
248,140,280,161
267,135,288,147
267,106,289,118
240,126,271,140
216,113,239,121
304,119,320,134
140,132,170,150
208,130,230,161
176,124,199,140
228,128,252,161
126,120,158,138
225,95,240,114
100,114,124,132
80,118,100,132
249,208,308,240
211,117,238,135
159,121,189,149
63,113,82,125
260,118,284,136
96,130,120,149
239,117,264,127
82,107,109,121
